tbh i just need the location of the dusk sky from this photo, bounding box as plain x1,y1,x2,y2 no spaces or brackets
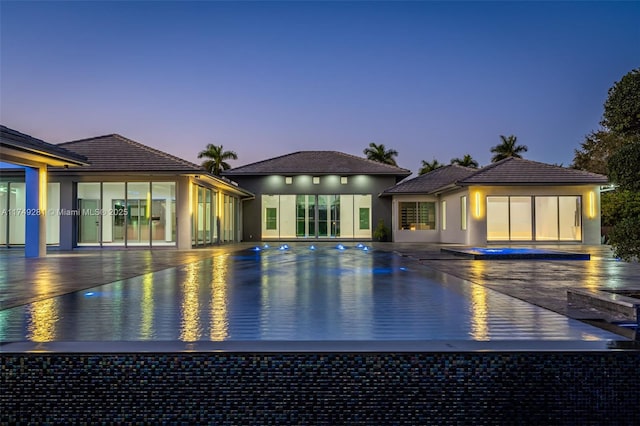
1,1,638,175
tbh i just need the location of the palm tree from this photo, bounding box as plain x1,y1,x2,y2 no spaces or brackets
450,154,479,168
490,135,528,163
198,144,238,175
363,142,399,166
418,159,443,175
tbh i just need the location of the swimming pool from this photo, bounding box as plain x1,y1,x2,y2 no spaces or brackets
0,244,623,342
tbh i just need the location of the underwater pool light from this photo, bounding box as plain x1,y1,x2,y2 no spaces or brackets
363,246,369,251
263,244,270,249
356,243,364,249
309,245,316,250
336,244,345,250
251,246,261,252
279,244,290,250
84,292,95,297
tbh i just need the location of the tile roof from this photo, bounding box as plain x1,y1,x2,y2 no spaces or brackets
458,157,609,185
223,151,412,176
382,165,476,195
55,134,204,173
1,125,88,166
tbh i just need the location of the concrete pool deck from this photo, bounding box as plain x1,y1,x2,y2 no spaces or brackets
1,242,639,337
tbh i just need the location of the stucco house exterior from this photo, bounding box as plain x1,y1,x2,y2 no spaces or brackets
2,125,610,254
1,126,253,254
222,151,411,242
381,157,609,245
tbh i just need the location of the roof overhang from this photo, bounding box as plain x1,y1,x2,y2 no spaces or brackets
0,143,89,168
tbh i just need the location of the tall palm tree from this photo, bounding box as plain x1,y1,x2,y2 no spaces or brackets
490,135,528,163
363,142,399,166
418,159,443,175
198,144,238,175
450,154,479,168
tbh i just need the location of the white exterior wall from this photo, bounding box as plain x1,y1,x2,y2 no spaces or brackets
391,184,602,245
466,185,602,246
439,188,471,244
391,194,440,243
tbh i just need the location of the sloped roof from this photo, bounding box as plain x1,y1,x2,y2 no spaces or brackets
55,134,204,173
382,165,476,195
458,157,608,185
223,151,411,177
1,125,88,166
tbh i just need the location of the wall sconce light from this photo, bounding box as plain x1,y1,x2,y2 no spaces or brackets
588,191,595,218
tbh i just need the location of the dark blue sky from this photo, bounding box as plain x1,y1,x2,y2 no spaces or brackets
1,1,638,175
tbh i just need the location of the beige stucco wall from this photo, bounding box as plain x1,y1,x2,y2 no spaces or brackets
392,184,603,245
466,185,602,246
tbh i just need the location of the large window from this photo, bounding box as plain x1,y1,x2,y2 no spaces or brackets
78,181,176,247
487,195,581,242
399,202,436,230
262,194,371,239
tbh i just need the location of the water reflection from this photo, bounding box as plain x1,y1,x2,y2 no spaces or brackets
210,255,229,340
470,285,489,340
27,298,59,342
180,262,201,341
140,273,154,339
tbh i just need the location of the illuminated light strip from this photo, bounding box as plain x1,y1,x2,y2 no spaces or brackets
475,191,480,218
589,191,595,218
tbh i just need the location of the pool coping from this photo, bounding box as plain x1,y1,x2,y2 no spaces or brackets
441,247,591,260
2,339,639,353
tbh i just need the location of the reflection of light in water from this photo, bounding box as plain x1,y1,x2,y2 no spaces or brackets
470,285,489,340
27,298,59,342
210,255,229,340
140,273,154,339
180,262,201,342
279,244,289,250
251,246,261,252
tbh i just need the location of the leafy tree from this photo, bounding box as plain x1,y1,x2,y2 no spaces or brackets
606,140,640,261
363,142,399,166
607,141,640,192
198,144,238,175
490,135,528,162
602,68,640,138
418,159,443,175
571,130,629,175
450,154,479,168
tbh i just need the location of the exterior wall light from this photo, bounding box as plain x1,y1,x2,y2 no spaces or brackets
588,191,596,218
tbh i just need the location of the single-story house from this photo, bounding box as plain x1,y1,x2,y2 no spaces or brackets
1,126,253,255
381,157,608,245
222,151,411,242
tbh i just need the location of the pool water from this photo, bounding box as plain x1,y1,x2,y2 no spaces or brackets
0,244,623,342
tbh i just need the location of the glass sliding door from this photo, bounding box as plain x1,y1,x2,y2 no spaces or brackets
486,196,509,241
535,197,559,241
488,195,582,242
127,182,150,245
0,182,8,245
151,182,176,245
509,197,532,240
296,195,316,238
103,182,125,245
559,196,581,240
78,183,101,245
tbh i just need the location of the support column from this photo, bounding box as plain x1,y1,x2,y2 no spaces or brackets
176,176,192,250
25,165,47,257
